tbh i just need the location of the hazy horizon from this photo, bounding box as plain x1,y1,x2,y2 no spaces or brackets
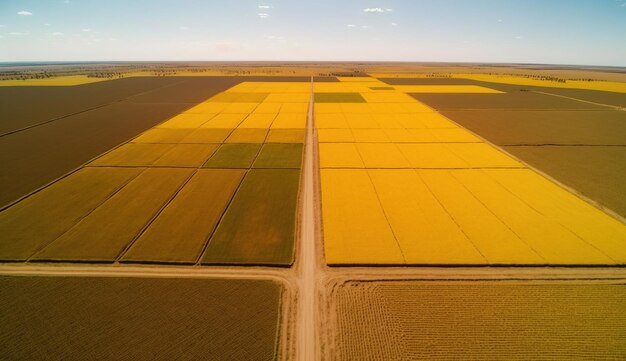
1,0,625,67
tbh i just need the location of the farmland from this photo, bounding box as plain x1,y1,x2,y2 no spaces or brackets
1,63,626,360
0,79,308,266
326,280,626,360
0,275,283,361
315,77,626,265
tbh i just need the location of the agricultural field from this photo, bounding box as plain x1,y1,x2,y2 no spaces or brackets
383,76,626,218
1,64,626,360
326,280,626,360
0,275,283,360
0,76,315,208
315,77,626,265
0,79,308,266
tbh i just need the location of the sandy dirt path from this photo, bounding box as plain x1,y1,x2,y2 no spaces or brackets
295,77,319,361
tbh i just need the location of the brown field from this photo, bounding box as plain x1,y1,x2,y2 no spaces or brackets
440,110,626,145
201,169,300,266
0,275,283,361
327,280,626,360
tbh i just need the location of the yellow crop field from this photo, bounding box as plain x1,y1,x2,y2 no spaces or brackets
185,102,228,114
207,92,269,103
237,113,277,128
253,102,283,113
271,113,307,128
317,129,354,143
391,85,504,93
319,143,364,168
355,143,410,168
0,75,107,86
151,144,218,167
321,169,404,264
368,170,487,264
315,76,626,265
200,113,247,128
350,129,389,143
455,74,626,93
264,93,310,103
224,128,268,143
180,128,232,143
221,102,259,114
486,169,626,262
157,113,216,128
315,113,349,128
132,128,192,143
89,143,175,167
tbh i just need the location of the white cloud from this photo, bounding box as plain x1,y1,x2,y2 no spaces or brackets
515,35,524,40
258,5,271,9
82,28,92,32
391,22,398,26
17,10,33,16
258,13,270,18
179,26,190,30
360,25,370,29
347,24,356,28
497,19,503,22
51,32,64,36
44,23,51,26
363,7,392,13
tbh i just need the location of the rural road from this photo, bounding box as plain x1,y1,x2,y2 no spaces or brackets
295,77,319,361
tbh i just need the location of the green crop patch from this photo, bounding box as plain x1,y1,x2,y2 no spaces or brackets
31,168,194,262
253,143,303,169
207,92,269,103
202,143,262,169
122,169,245,264
201,169,300,266
0,167,142,261
369,86,395,90
314,92,367,103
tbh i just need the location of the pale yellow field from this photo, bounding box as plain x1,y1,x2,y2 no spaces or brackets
316,78,626,265
369,72,626,93
0,75,108,86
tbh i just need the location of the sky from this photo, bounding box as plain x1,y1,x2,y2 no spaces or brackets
0,0,625,66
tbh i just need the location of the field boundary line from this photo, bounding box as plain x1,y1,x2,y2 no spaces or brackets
532,90,625,111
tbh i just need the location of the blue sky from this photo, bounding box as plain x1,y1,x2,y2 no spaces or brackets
0,0,625,66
